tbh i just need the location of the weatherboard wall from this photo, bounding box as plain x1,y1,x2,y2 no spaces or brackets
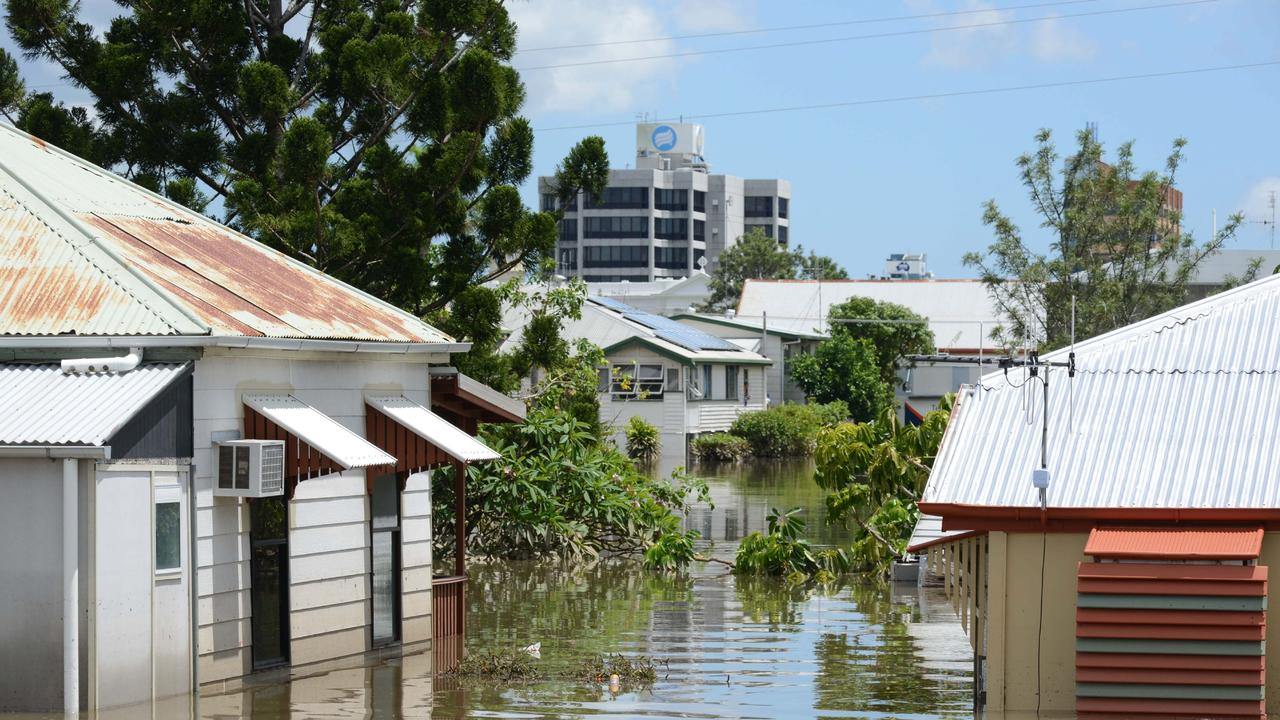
192,349,439,686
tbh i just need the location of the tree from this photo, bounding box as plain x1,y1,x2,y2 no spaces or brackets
965,128,1241,350
2,0,608,315
788,336,889,422
825,297,934,389
702,228,847,311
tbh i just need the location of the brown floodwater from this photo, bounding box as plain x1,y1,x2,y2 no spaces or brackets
11,458,980,719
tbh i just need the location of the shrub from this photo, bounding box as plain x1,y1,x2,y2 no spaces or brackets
809,399,850,427
624,416,660,462
728,403,821,457
690,432,751,462
734,507,853,581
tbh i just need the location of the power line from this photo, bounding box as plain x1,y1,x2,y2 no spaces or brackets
535,59,1280,132
516,0,1222,72
516,0,1100,53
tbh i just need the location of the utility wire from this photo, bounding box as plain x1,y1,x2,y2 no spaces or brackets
535,60,1280,132
517,0,1222,72
517,0,1100,53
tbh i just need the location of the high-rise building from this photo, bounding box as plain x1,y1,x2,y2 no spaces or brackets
539,123,791,282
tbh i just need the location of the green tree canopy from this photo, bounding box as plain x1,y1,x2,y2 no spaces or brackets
787,336,888,422
825,297,934,388
2,0,608,316
965,127,1241,350
702,228,847,311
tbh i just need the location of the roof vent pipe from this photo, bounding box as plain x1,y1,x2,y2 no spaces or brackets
61,347,144,375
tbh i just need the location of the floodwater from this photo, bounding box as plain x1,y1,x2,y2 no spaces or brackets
11,458,978,719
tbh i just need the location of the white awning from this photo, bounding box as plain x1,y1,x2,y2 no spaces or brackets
243,394,395,469
365,395,500,463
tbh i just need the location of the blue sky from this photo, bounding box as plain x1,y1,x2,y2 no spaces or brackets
4,1,1277,278
508,0,1280,277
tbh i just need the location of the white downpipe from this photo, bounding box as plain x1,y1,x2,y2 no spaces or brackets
62,457,79,716
61,347,143,375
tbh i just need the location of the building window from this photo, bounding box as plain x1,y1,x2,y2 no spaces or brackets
655,217,688,240
725,365,740,401
694,248,706,269
598,368,610,393
584,245,648,268
586,186,648,209
540,193,558,212
694,219,705,242
655,188,688,211
558,218,577,242
584,216,648,239
778,197,789,219
744,196,773,218
557,247,577,273
694,190,706,213
778,224,788,244
746,223,774,239
666,368,681,392
154,489,181,574
702,364,713,400
611,364,664,400
583,274,649,282
655,246,688,269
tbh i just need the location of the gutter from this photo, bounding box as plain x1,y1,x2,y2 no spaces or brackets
0,445,111,459
0,335,471,355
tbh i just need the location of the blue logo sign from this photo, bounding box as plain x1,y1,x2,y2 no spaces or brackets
651,125,677,151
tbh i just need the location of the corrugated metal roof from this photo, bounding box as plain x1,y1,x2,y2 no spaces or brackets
0,363,190,445
366,395,500,463
243,394,395,469
905,513,968,553
1084,527,1264,560
735,279,1005,351
0,124,453,343
919,273,1280,513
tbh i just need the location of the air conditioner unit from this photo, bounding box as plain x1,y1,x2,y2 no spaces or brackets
214,440,286,498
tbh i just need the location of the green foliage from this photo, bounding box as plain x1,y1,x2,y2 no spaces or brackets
689,432,752,462
702,228,847,311
727,402,849,457
451,648,540,681
966,127,1240,351
788,337,890,422
433,407,708,565
814,398,952,577
623,416,660,463
825,297,935,388
734,507,852,581
573,654,658,685
3,0,609,317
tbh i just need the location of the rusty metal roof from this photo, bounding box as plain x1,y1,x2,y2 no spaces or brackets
1084,527,1264,560
0,124,453,343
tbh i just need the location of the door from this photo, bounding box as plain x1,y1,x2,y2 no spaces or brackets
250,496,290,669
370,474,402,647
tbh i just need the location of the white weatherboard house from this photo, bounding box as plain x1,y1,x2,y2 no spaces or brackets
0,124,521,714
668,313,823,407
503,296,769,449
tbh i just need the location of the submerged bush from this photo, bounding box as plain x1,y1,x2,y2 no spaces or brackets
728,401,847,457
624,416,661,463
734,507,852,581
451,649,540,681
574,654,659,685
690,432,751,462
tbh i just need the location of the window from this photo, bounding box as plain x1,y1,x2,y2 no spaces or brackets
746,223,774,239
611,364,664,400
155,488,181,574
558,218,577,242
540,193,557,212
584,216,648,239
557,247,577,273
693,190,706,213
584,245,648,268
654,246,688,269
744,196,773,217
583,274,648,282
665,368,681,392
694,219,705,242
655,188,688,211
370,474,401,647
655,217,688,240
597,368,610,393
586,186,648,209
778,197,789,219
694,248,706,269
702,364,713,400
725,365,740,401
778,225,788,244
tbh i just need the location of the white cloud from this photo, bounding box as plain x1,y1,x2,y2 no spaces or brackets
1031,16,1096,63
508,1,748,115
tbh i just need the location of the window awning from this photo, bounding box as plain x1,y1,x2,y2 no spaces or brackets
429,367,525,425
366,395,500,465
243,394,395,478
1085,526,1264,561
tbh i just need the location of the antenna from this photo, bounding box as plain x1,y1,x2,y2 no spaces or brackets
1250,190,1277,249
1069,294,1076,431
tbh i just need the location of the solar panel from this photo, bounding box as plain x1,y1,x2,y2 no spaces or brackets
589,296,637,313
588,296,741,352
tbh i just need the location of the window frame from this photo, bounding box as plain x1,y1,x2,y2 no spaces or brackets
154,485,182,576
725,365,740,401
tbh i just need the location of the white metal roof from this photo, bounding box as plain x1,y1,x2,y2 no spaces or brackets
906,514,965,552
735,279,1005,351
920,272,1280,512
0,363,190,446
366,395,500,463
243,393,395,469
